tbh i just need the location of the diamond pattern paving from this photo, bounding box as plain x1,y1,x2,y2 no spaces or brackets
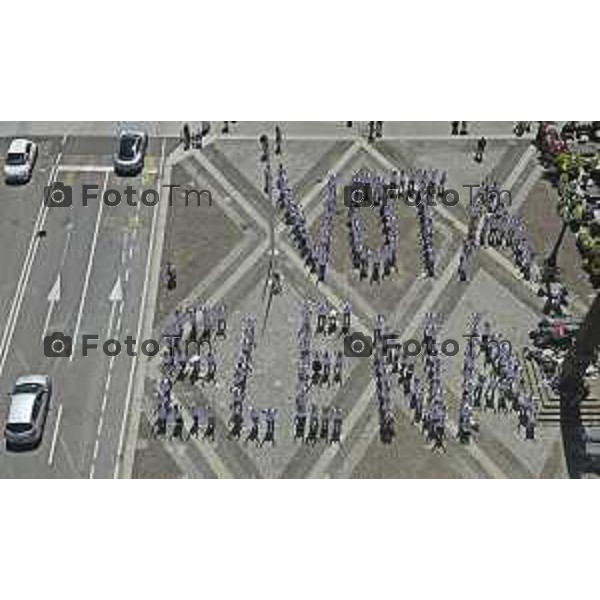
133,128,576,479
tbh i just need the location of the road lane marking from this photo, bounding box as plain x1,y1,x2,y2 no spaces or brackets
114,139,166,478
0,148,64,377
57,165,113,173
70,171,109,361
88,240,127,478
89,322,122,478
90,439,101,478
57,223,74,269
120,232,128,264
48,403,63,466
57,165,159,175
0,170,55,357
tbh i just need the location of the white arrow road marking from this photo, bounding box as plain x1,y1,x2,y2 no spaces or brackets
105,276,123,340
41,274,61,342
41,225,73,342
109,275,123,302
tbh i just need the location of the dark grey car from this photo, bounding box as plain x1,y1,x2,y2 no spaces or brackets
113,130,148,176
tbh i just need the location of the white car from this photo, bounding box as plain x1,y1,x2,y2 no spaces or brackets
4,375,52,450
4,138,38,184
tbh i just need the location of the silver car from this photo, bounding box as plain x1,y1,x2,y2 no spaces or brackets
5,375,52,450
113,130,148,176
4,138,38,184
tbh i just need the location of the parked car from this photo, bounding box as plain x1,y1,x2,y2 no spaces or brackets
4,375,52,450
113,130,148,176
4,138,38,184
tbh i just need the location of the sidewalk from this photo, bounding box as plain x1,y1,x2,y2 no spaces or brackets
0,121,519,140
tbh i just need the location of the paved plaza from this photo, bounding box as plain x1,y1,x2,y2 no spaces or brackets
129,122,596,479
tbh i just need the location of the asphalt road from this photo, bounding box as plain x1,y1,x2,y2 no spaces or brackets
0,135,173,478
